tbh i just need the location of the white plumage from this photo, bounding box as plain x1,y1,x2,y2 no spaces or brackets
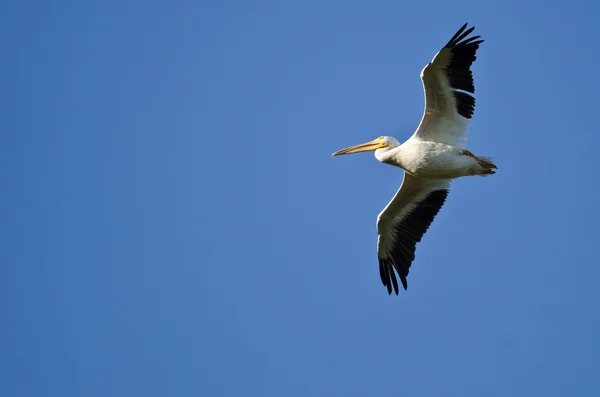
332,23,496,294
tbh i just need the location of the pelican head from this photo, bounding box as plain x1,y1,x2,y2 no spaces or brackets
332,136,400,157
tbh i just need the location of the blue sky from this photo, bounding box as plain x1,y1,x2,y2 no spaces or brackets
2,0,600,396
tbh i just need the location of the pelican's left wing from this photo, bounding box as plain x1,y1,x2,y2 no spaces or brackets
411,23,484,148
376,174,450,294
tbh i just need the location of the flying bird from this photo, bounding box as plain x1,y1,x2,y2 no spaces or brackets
332,23,495,295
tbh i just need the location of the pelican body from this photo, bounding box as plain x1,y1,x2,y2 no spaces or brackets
333,23,496,295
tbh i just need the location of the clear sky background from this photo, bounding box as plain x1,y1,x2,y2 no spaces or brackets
2,0,600,396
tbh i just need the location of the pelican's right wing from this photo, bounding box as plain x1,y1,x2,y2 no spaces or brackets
411,23,484,148
376,174,450,294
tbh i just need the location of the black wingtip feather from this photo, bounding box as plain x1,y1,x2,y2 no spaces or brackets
379,261,392,295
400,275,408,291
445,23,469,47
460,36,482,46
380,258,399,295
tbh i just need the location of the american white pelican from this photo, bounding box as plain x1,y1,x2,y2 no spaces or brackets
332,23,496,295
